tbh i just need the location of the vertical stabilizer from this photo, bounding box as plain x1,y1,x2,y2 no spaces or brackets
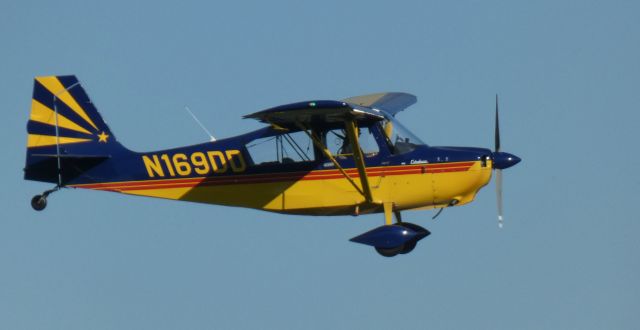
24,75,128,184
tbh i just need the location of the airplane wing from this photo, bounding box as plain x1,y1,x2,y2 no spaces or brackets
342,92,417,117
243,100,384,127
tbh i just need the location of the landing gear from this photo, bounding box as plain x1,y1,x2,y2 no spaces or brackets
375,245,405,257
351,222,431,257
31,195,47,211
375,239,418,257
398,240,417,254
30,186,60,211
349,204,432,257
372,222,424,257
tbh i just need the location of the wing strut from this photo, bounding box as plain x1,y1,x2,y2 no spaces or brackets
296,122,372,202
344,119,374,203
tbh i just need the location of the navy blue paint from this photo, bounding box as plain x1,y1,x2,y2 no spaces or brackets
249,100,349,114
32,80,97,135
492,151,521,169
244,99,384,127
349,223,430,249
27,121,94,140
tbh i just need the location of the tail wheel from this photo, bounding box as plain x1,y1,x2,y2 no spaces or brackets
31,195,47,211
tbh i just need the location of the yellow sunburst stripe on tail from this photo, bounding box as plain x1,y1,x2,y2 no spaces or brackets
30,99,92,135
35,76,99,131
27,134,92,148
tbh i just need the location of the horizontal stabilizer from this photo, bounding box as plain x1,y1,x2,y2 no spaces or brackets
30,154,111,159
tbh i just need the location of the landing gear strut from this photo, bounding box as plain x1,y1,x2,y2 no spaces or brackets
30,186,60,211
350,204,431,257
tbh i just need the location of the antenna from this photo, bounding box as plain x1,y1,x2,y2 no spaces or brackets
184,106,216,142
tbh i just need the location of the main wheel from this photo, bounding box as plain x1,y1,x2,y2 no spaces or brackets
375,245,404,257
31,195,47,211
399,240,417,254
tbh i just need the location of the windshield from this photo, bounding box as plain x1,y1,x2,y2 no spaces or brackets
381,112,426,154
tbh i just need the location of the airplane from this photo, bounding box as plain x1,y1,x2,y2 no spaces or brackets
24,75,521,257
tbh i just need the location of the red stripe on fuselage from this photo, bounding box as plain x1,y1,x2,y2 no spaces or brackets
72,162,475,192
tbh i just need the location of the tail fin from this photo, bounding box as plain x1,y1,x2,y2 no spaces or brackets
24,75,128,184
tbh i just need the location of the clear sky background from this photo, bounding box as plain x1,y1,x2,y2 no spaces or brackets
1,1,638,329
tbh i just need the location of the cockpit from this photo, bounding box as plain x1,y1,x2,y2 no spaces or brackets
243,111,426,167
379,111,426,154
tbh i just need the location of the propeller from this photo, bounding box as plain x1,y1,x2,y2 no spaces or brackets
495,95,503,228
495,94,500,153
492,94,520,228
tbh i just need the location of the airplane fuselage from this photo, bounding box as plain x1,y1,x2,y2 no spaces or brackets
64,126,494,216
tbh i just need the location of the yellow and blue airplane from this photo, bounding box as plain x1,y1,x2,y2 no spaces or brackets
24,75,520,257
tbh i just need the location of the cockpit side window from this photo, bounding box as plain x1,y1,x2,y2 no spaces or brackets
323,124,380,159
245,130,315,166
244,121,388,166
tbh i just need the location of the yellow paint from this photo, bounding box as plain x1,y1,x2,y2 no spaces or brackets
207,151,228,173
345,119,373,203
300,126,365,197
75,161,493,216
160,154,176,176
123,186,192,200
191,152,210,175
142,155,165,178
225,150,246,172
139,150,247,179
27,134,92,148
35,76,99,130
172,153,192,176
121,182,286,211
29,99,92,135
384,121,393,139
97,131,109,143
383,202,393,225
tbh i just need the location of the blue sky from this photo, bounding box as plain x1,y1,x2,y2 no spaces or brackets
1,1,639,329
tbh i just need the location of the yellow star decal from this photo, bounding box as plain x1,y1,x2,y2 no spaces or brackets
97,131,109,143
